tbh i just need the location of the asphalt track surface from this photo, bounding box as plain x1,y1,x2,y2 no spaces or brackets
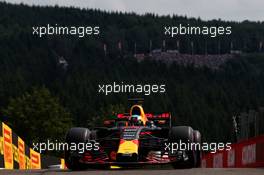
0,168,263,175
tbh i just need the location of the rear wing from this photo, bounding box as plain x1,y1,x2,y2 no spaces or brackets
145,113,172,127
103,112,172,127
103,113,130,127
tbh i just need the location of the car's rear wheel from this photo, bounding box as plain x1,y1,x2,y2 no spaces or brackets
65,127,90,170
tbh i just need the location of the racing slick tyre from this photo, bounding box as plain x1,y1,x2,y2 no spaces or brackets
65,127,91,170
169,126,196,169
193,130,202,167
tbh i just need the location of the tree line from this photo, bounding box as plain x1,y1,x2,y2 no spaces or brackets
0,2,264,146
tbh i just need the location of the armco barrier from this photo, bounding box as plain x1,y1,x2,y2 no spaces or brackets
0,121,64,169
202,135,264,168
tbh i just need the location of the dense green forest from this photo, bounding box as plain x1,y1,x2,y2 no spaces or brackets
0,2,264,145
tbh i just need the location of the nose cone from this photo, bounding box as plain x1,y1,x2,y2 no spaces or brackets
117,139,139,154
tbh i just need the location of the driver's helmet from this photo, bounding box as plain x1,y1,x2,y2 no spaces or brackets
130,115,143,126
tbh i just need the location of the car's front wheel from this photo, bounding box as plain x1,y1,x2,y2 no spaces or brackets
65,127,91,170
169,126,196,168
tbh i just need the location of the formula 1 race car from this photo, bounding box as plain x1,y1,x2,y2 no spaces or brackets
65,99,201,170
